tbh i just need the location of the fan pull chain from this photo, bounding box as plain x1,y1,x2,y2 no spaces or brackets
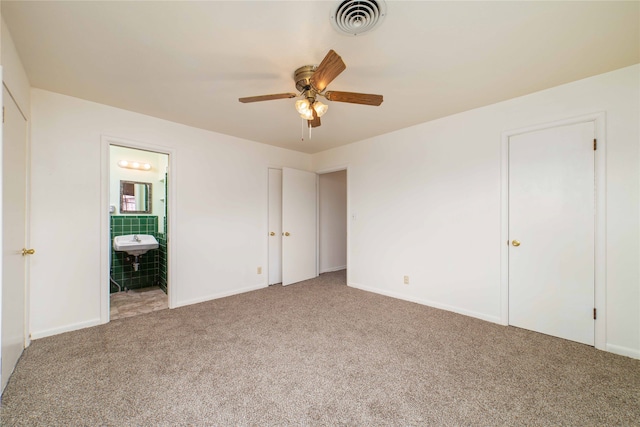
300,119,313,141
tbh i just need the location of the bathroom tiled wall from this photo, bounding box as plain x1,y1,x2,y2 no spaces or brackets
157,173,168,293
157,233,168,293
110,216,160,293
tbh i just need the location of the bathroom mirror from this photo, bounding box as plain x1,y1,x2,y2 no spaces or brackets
120,180,152,213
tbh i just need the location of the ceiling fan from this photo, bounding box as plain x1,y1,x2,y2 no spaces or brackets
239,50,383,128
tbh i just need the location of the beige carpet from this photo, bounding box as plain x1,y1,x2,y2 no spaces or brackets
2,270,639,426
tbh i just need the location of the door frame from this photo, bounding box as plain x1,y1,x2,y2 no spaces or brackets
500,112,606,350
100,135,177,323
316,164,350,283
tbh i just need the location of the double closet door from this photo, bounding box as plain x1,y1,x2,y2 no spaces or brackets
268,168,317,286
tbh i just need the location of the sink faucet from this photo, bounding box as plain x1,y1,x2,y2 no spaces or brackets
133,235,141,242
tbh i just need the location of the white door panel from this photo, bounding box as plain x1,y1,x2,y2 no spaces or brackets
282,168,317,286
268,169,282,285
2,87,28,391
509,121,595,345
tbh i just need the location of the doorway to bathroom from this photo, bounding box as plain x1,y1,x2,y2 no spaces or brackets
107,144,170,320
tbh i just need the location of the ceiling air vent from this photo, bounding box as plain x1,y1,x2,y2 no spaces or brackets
331,0,387,36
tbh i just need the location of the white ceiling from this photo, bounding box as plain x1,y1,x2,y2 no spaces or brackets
2,1,638,154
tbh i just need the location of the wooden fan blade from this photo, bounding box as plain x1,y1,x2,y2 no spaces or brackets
324,91,383,106
310,50,346,92
239,93,297,103
308,108,321,128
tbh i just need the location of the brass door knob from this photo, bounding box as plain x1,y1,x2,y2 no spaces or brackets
511,240,520,247
22,248,35,256
284,232,290,237
270,232,275,236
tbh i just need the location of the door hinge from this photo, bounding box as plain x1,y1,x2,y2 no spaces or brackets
593,139,597,151
593,308,597,320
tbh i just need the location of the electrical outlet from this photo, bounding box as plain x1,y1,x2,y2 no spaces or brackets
257,267,262,274
403,275,409,285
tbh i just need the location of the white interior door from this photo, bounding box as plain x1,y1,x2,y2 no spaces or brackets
268,169,282,285
508,121,595,345
2,86,29,391
282,167,317,286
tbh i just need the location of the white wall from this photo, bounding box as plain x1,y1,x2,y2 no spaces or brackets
319,170,347,273
1,17,30,119
30,89,311,338
313,65,640,359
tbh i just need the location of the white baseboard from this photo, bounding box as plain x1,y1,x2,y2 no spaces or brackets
348,282,501,324
175,283,267,308
320,265,347,274
606,344,640,360
31,284,268,339
31,318,102,340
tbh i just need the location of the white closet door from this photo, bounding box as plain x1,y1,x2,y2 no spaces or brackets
2,87,29,392
282,168,317,286
508,121,595,345
268,169,282,285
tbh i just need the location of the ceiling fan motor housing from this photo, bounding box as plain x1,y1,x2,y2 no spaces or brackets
294,65,317,93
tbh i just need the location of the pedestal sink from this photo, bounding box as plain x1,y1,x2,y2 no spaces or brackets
113,234,159,256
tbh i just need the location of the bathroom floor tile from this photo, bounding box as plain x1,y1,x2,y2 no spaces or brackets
110,286,168,320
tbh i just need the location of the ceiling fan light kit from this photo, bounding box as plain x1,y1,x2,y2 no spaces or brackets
295,99,328,120
239,49,383,132
313,101,328,117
